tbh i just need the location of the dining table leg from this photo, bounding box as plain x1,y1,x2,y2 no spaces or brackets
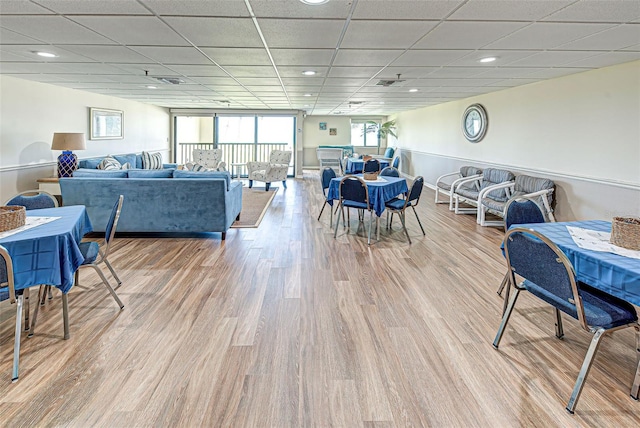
62,294,70,340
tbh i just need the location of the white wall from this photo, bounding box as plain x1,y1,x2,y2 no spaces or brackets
393,60,640,221
0,76,170,202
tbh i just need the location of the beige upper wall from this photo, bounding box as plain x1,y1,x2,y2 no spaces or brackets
302,115,352,148
0,75,170,201
394,60,640,187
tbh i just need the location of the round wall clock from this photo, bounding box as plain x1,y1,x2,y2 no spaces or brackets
462,104,488,143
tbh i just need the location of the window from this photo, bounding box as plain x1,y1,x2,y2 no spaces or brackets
351,120,380,147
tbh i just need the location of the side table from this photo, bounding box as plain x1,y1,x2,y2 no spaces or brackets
230,163,247,179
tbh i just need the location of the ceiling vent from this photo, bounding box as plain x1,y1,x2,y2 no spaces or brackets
154,77,184,85
376,73,405,87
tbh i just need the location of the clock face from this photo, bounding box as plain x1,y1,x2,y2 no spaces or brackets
462,104,488,142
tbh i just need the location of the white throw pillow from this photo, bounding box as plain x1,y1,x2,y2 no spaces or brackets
97,155,121,170
141,151,163,169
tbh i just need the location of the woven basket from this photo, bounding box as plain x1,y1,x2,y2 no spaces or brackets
610,216,640,250
0,206,26,232
363,172,378,181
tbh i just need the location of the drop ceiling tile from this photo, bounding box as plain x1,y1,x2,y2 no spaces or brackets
485,22,616,49
507,50,599,67
485,78,541,87
555,24,640,51
251,0,353,18
323,77,370,87
189,76,238,85
562,51,640,67
472,67,548,79
163,17,262,47
0,62,69,73
56,63,133,74
35,0,152,14
114,63,181,77
352,0,461,19
276,66,330,78
341,20,438,49
622,43,640,51
59,45,156,63
140,0,250,16
414,21,528,49
334,50,403,66
0,28,46,44
448,50,539,66
328,66,384,78
0,50,35,61
281,77,325,85
542,0,640,22
426,67,490,78
392,50,473,66
200,48,271,66
449,0,573,21
411,77,502,86
270,49,335,66
161,64,228,76
258,18,344,48
3,73,71,83
1,45,95,62
0,16,114,44
129,46,211,65
70,16,188,46
234,77,281,85
223,65,278,78
522,67,593,79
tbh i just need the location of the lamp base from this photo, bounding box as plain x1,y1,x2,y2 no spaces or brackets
57,151,78,178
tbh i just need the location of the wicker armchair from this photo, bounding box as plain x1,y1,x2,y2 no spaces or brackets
247,150,292,191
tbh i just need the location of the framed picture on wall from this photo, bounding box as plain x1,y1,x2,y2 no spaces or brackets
319,122,327,130
90,108,124,140
329,128,337,136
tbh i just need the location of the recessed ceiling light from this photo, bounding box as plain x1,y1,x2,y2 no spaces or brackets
146,85,157,89
479,57,497,63
379,102,385,104
35,51,57,58
304,104,310,107
302,70,316,76
409,88,419,93
304,93,312,97
300,0,329,5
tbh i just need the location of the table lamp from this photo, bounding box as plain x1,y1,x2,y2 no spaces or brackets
51,132,86,177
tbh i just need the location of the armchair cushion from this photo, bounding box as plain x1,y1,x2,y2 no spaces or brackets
479,168,515,202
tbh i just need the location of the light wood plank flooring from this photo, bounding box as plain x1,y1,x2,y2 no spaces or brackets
1,171,639,427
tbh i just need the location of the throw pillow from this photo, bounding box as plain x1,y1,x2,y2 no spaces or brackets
184,162,209,172
141,151,163,169
97,155,122,170
120,162,131,170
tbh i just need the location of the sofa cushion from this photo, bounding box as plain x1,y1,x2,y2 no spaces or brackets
141,151,163,169
128,168,175,178
73,169,128,178
97,155,122,170
173,169,231,190
113,153,137,168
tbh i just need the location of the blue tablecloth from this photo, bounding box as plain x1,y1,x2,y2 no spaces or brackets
515,220,640,306
0,205,92,293
345,159,390,174
327,175,408,217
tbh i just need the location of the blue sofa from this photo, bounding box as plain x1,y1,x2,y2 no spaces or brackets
59,170,242,240
78,152,177,170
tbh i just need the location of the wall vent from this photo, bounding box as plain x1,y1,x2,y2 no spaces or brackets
376,74,405,87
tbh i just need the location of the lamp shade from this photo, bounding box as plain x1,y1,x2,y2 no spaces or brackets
51,132,86,151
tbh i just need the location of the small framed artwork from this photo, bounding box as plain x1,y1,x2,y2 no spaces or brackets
329,128,337,136
319,122,327,130
90,107,124,140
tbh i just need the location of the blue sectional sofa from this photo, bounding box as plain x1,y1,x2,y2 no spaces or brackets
78,152,177,170
59,170,242,240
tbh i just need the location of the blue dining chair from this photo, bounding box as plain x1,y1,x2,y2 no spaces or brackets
363,159,380,173
494,227,640,414
318,167,336,222
384,176,425,244
380,166,399,177
0,245,25,382
392,156,400,169
334,176,374,245
4,190,58,210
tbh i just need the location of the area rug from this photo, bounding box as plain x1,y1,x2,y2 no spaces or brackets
231,187,278,228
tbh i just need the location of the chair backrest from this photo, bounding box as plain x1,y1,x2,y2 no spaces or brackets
321,167,336,192
504,197,545,231
460,166,482,177
104,195,124,257
363,159,380,173
504,228,587,328
380,166,399,177
383,147,395,158
480,168,515,201
5,190,58,210
513,175,555,210
392,156,400,169
408,176,425,205
338,176,370,207
0,245,16,303
269,150,292,165
192,149,223,169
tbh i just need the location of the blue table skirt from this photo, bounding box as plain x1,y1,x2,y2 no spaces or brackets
327,176,408,217
0,205,93,293
345,159,390,174
515,220,640,306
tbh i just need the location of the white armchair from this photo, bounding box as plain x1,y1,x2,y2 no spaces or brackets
247,150,292,191
191,149,226,171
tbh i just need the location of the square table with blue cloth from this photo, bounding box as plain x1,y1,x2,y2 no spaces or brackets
345,159,390,174
0,205,92,293
514,220,640,306
327,175,408,217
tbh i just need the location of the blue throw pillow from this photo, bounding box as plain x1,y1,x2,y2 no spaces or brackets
79,158,102,169
128,169,175,178
113,153,137,168
73,169,128,178
173,170,231,190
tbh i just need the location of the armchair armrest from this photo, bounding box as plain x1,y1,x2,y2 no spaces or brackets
478,181,515,201
436,171,461,184
247,161,269,174
449,173,482,193
453,175,483,194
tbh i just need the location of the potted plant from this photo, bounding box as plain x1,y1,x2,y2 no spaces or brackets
364,120,397,154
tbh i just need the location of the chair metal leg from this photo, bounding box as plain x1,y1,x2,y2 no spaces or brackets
554,308,564,339
631,326,640,400
497,272,509,296
400,211,411,244
91,265,125,309
23,288,30,332
12,294,24,382
29,285,45,337
318,201,327,221
282,180,287,189
493,288,520,348
367,210,372,246
104,259,122,286
47,285,53,300
411,206,426,235
566,328,606,414
62,293,70,340
334,202,342,238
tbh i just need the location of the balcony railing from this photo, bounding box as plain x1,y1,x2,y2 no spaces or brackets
176,142,293,176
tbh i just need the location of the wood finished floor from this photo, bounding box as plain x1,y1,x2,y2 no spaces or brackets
1,171,639,427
